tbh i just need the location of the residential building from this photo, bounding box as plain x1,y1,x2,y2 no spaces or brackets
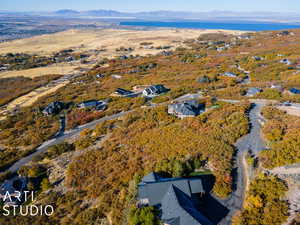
289,88,300,95
138,172,213,225
280,58,292,65
0,177,27,205
221,72,237,78
168,100,205,118
113,88,136,97
142,85,169,97
77,100,107,110
42,101,64,116
246,87,262,97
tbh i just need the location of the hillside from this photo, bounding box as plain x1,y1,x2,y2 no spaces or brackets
0,28,300,225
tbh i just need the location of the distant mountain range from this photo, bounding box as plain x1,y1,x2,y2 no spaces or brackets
1,9,300,23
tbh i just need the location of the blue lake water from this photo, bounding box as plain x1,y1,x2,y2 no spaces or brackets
120,21,300,31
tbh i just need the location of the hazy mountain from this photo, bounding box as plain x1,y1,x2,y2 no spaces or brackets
55,9,80,15
3,9,300,23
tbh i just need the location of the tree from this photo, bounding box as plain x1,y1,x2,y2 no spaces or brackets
40,178,51,191
128,206,160,225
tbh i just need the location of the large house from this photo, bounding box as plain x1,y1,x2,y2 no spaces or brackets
221,72,237,78
280,58,292,65
142,85,169,97
289,88,300,95
0,176,27,205
42,101,64,116
138,172,213,225
168,100,205,118
77,100,107,110
246,87,262,97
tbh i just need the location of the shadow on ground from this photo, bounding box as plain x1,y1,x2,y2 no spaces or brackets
193,175,229,225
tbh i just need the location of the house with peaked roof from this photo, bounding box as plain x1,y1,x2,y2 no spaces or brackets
168,100,205,119
138,172,213,225
289,88,300,95
221,72,237,78
142,85,169,97
246,87,262,97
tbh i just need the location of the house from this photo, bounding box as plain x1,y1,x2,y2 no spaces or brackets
222,72,237,78
160,51,173,56
197,76,210,83
138,172,213,225
277,31,295,37
113,88,136,97
168,100,205,118
119,55,128,60
280,59,292,65
0,177,27,205
77,100,107,110
252,56,264,61
270,84,283,90
111,74,122,79
246,87,262,97
96,74,105,78
142,85,169,97
42,101,64,116
289,88,300,95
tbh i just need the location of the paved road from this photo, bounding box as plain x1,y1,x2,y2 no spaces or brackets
218,101,267,225
8,111,130,173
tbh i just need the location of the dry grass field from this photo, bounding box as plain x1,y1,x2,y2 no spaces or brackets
0,28,245,56
0,63,77,78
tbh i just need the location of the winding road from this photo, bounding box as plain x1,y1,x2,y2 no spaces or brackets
8,111,131,173
218,100,267,225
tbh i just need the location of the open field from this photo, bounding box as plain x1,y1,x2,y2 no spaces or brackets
0,64,78,78
0,28,245,56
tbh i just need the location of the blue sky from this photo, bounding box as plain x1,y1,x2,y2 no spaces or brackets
1,0,300,12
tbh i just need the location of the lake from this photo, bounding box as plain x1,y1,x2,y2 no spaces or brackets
120,21,300,31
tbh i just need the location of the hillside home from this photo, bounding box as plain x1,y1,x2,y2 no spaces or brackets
142,85,169,97
0,177,27,205
113,88,138,97
138,172,213,225
280,58,292,65
42,101,64,116
222,72,237,78
289,88,300,95
168,100,205,118
252,56,264,61
77,100,107,110
246,87,262,97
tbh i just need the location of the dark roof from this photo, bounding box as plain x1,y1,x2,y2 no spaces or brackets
138,173,212,225
144,85,169,96
43,101,64,115
290,88,300,94
246,87,262,96
138,175,204,206
161,185,213,225
168,100,204,117
114,88,134,96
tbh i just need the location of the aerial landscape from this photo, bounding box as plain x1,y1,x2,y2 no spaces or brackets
1,0,300,225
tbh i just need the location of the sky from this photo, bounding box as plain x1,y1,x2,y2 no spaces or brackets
1,0,300,12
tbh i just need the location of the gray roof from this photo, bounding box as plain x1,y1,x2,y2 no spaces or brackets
246,87,262,96
138,173,211,225
168,100,204,117
142,172,159,183
161,185,213,225
138,175,204,205
222,72,237,78
143,85,169,96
